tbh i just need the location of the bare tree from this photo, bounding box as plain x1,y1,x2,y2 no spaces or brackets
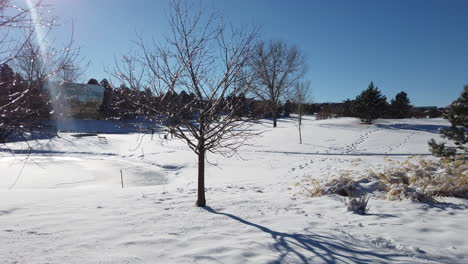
13,24,88,119
1,0,39,64
292,81,311,144
1,0,55,143
113,0,257,207
250,40,307,127
14,25,86,85
1,0,87,145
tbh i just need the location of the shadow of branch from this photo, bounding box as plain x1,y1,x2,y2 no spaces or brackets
203,207,422,264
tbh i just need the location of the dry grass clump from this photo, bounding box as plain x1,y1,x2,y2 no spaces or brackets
304,174,358,197
346,196,370,215
304,178,324,197
306,157,467,203
321,174,356,197
377,157,467,201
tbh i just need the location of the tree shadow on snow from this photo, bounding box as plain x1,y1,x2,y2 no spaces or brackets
0,148,117,157
0,208,21,216
375,124,449,134
203,207,439,264
256,150,431,157
366,213,398,218
420,201,468,211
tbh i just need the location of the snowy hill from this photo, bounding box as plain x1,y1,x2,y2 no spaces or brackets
0,117,466,263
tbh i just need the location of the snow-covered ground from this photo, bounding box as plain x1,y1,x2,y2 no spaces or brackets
1,117,467,263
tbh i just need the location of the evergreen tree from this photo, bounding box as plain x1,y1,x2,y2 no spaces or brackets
0,64,50,142
179,90,196,120
87,78,99,85
390,91,412,118
353,82,387,124
98,79,113,118
342,99,355,117
226,93,248,118
283,100,292,117
108,84,136,119
429,86,468,158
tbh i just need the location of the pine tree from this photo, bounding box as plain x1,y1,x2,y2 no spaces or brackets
390,91,412,118
226,93,248,118
98,79,113,118
429,86,467,158
179,90,196,120
283,100,292,117
353,82,387,124
342,99,355,117
108,84,140,120
0,64,50,142
87,78,99,85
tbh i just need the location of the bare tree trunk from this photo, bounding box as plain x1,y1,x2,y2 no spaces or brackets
298,116,302,144
272,103,278,128
196,147,206,207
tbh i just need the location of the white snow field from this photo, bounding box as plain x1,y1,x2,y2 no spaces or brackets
1,117,467,263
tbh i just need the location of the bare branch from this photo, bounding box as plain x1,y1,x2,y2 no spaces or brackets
249,40,307,127
113,0,259,206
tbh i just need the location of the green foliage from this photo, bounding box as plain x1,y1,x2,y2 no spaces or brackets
429,86,468,158
342,99,355,117
283,100,292,117
390,91,412,118
428,139,456,157
98,79,113,118
87,78,99,85
353,82,387,124
226,93,249,118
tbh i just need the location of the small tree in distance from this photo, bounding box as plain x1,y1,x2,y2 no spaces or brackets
390,91,412,118
342,99,355,117
250,40,307,128
87,78,99,85
98,79,113,118
292,81,311,144
353,82,387,124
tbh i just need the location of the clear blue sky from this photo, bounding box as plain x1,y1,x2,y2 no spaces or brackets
44,0,468,107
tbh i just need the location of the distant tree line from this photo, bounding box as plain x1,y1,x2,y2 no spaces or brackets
95,79,298,122
1,66,444,142
315,82,443,123
90,79,444,125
